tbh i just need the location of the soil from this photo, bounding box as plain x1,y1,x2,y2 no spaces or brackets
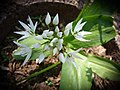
0,0,120,90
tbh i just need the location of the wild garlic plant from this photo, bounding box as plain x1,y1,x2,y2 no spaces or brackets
13,0,120,90
13,12,91,66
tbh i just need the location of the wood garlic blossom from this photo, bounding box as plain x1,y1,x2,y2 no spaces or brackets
13,12,91,66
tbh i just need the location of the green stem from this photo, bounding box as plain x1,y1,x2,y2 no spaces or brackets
72,0,90,30
98,24,103,44
75,0,90,22
18,61,61,83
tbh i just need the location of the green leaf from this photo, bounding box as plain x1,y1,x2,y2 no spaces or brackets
13,48,50,60
12,36,50,60
67,0,115,49
64,25,115,48
60,58,92,90
86,54,120,81
19,36,48,47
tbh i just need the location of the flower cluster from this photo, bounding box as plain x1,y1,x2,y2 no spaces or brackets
13,12,91,66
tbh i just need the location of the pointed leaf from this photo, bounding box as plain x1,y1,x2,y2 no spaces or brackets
86,54,120,81
64,24,115,48
60,58,92,90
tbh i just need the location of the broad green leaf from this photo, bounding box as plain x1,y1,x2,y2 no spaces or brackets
13,47,50,60
86,54,120,81
64,25,115,48
19,36,48,47
13,36,49,60
83,15,113,31
76,0,115,22
60,58,92,90
67,0,115,49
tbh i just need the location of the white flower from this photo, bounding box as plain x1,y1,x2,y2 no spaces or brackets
15,16,38,40
57,39,63,51
55,26,60,32
65,22,73,30
32,43,40,48
50,38,58,46
74,31,92,41
14,31,30,40
64,22,73,36
74,18,85,33
47,31,54,37
68,48,83,59
35,35,43,40
73,19,91,41
57,32,62,38
42,32,47,38
45,12,51,25
42,30,54,38
38,53,45,64
53,47,58,55
43,44,50,51
67,56,77,68
64,18,91,41
58,53,66,63
18,21,31,32
58,48,82,65
66,48,83,68
13,41,32,66
53,13,59,25
19,16,38,33
27,16,38,32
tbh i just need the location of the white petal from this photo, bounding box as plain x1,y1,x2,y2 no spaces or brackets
14,31,30,40
50,38,58,46
14,50,23,55
43,30,49,33
33,22,38,32
53,47,58,55
35,35,43,40
32,43,40,48
28,16,34,27
64,29,70,36
47,31,54,37
45,12,51,25
38,53,45,64
13,41,26,48
43,44,50,51
55,26,59,32
57,32,62,38
77,31,92,37
75,18,83,28
28,16,34,29
74,18,86,33
42,33,47,38
70,59,77,69
65,22,73,30
57,39,63,51
18,35,30,40
53,13,59,25
69,48,82,55
18,21,31,31
58,53,65,63
68,48,83,60
14,31,30,35
21,49,32,66
74,34,90,41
